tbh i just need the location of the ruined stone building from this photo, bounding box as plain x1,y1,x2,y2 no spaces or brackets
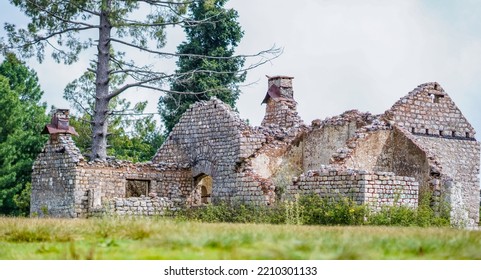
31,76,480,227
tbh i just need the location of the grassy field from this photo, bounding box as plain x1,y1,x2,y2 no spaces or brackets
0,217,480,260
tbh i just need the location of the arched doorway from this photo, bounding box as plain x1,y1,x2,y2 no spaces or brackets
194,174,213,205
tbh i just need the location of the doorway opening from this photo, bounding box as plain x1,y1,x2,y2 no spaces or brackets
194,174,213,205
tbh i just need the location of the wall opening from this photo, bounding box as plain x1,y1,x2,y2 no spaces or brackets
126,179,150,197
194,174,213,205
452,131,456,137
466,132,470,138
425,129,429,135
434,95,441,103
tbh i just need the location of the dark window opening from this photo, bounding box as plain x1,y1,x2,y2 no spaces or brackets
466,132,470,138
439,130,443,136
126,179,150,197
411,127,415,133
434,95,441,103
452,131,456,137
425,129,429,135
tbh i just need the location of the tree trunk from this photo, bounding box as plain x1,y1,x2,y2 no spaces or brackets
91,0,112,160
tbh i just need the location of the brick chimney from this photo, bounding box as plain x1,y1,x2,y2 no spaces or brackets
261,76,302,129
42,109,78,142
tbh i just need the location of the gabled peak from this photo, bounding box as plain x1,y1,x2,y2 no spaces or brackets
415,82,445,92
386,82,476,139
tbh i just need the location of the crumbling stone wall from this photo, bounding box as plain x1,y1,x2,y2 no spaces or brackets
31,129,191,218
304,110,376,171
153,98,268,204
287,167,419,210
73,161,191,217
384,82,480,227
31,135,83,217
262,98,302,130
410,135,480,227
243,130,305,204
385,82,476,138
106,196,173,216
32,79,479,227
261,76,303,130
340,128,431,190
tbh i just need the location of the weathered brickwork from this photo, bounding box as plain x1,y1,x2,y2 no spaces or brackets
71,161,191,217
31,135,82,217
32,145,192,218
409,136,480,227
339,128,431,190
31,77,479,227
385,82,476,138
106,196,173,216
384,82,480,227
152,97,270,204
303,110,375,171
261,76,303,129
287,167,419,210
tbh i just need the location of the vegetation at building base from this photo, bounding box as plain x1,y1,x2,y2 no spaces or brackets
176,194,450,227
0,216,479,260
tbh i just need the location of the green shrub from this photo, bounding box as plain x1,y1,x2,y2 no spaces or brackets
174,193,450,227
367,190,450,227
298,194,367,226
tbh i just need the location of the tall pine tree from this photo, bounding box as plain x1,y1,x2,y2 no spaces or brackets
158,0,245,133
5,1,277,159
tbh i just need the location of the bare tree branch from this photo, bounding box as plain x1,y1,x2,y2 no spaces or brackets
110,37,281,60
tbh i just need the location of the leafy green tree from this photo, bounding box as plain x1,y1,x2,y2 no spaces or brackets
0,54,48,215
4,0,278,160
158,0,246,133
106,102,164,162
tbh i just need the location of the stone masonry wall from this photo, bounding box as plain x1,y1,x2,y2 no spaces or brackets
385,82,480,227
153,98,267,204
342,128,431,190
74,161,191,217
287,167,419,211
303,122,358,171
261,76,303,130
262,98,302,130
303,110,378,172
411,135,480,227
385,82,476,138
106,196,173,216
31,135,83,217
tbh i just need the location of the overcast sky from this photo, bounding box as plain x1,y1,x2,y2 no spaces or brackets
1,0,480,139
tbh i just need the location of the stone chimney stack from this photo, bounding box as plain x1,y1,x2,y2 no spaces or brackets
42,109,78,142
261,76,303,129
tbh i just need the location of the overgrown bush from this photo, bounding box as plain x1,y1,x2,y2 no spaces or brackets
175,202,287,224
175,193,451,227
298,194,367,226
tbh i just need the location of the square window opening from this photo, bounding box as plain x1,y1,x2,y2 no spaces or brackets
126,179,150,197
